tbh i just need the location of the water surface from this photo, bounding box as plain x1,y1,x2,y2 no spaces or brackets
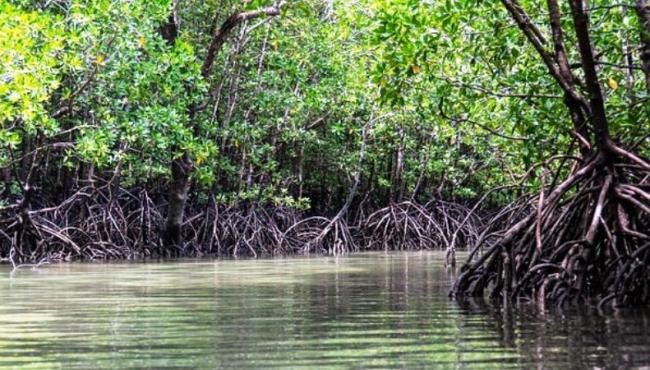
1,252,649,368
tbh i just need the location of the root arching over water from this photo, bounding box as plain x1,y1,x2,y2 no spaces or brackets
451,149,650,308
359,200,481,252
0,185,163,265
1,188,483,265
280,216,357,255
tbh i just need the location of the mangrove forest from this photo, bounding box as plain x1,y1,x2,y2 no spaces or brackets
1,0,650,313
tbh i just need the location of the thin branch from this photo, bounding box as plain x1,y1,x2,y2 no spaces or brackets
438,97,528,141
201,1,286,79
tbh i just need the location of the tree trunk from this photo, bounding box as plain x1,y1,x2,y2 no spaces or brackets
160,2,185,248
20,135,32,181
569,0,611,150
161,1,285,247
162,154,192,247
547,0,592,156
390,125,404,202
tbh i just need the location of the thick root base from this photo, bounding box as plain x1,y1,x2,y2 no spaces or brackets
451,152,650,308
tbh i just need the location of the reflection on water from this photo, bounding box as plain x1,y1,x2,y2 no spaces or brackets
0,252,649,369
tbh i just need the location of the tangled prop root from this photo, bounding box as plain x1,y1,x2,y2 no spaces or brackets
280,215,357,255
190,202,298,257
0,186,162,266
451,151,650,308
359,201,481,252
1,188,485,264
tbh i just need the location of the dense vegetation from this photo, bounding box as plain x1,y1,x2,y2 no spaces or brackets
1,0,648,307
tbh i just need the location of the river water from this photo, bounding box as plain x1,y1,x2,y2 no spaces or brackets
1,251,649,369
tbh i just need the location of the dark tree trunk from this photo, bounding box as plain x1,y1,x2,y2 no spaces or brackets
160,2,186,248
547,0,592,156
162,154,192,247
392,125,405,202
569,0,611,150
20,135,32,181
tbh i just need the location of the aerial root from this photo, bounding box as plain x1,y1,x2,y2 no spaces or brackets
451,151,650,307
0,185,165,265
280,215,356,255
359,200,481,253
191,202,295,257
1,190,488,263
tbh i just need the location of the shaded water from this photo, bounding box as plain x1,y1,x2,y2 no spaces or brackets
1,251,649,369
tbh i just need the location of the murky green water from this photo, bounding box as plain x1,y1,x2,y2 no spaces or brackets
1,252,649,369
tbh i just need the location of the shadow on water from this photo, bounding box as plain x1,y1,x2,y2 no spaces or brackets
455,295,650,369
0,251,649,369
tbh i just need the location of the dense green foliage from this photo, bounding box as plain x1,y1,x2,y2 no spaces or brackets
0,0,648,265
372,0,648,183
1,0,552,211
